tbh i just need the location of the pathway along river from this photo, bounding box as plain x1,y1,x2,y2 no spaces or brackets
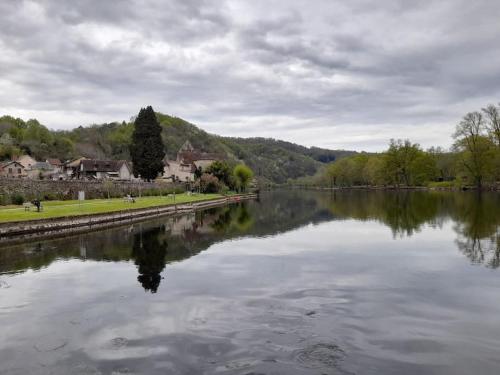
0,190,500,375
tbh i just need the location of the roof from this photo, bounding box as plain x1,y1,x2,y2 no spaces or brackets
178,150,221,164
66,157,88,168
30,162,53,170
80,159,129,173
193,159,217,169
46,158,62,166
0,160,24,169
14,155,36,162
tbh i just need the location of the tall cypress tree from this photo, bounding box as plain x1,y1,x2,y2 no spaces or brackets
130,106,165,181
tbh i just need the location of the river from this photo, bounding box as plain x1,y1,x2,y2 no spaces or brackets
0,190,499,374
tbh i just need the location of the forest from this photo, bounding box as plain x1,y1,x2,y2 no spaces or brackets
301,102,500,189
0,112,352,185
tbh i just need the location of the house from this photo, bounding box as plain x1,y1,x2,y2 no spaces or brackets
14,155,37,169
25,161,60,180
164,160,196,182
162,141,220,182
77,159,133,180
46,158,63,173
64,157,88,179
0,161,27,178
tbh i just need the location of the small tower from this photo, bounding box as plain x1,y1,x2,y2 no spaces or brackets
177,140,195,162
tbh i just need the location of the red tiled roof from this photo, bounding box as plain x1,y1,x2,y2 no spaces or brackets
47,158,62,166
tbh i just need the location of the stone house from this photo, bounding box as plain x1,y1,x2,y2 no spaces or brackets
162,141,220,182
0,161,27,178
64,157,88,179
46,158,63,173
77,159,133,180
14,155,37,169
25,161,54,179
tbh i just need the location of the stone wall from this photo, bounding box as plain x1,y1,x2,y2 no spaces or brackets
0,194,258,244
0,178,185,204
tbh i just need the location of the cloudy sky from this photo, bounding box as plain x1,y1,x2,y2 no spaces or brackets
1,0,500,151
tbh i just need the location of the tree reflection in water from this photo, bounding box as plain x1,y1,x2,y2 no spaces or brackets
132,225,168,293
327,190,500,268
452,193,500,269
1,191,499,278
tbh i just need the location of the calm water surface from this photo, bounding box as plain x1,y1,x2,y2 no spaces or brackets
0,190,499,375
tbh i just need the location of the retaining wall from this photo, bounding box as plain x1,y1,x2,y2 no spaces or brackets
0,178,184,203
0,194,258,245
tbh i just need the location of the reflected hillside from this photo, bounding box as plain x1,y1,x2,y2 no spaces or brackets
1,190,499,287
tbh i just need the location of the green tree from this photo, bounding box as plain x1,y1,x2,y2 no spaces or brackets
411,152,438,185
362,155,388,186
428,147,457,181
453,112,496,188
52,136,75,160
130,106,165,181
206,160,233,187
384,139,426,186
233,164,254,192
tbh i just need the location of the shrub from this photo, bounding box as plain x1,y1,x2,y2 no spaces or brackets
0,194,8,206
43,193,58,201
196,173,222,193
11,193,25,205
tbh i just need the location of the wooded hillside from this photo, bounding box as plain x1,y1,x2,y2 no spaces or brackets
0,113,355,184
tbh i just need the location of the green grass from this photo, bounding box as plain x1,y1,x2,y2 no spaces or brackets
0,193,222,223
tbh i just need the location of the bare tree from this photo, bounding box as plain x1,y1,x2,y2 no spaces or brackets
482,103,500,147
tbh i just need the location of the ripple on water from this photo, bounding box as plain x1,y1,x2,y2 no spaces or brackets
33,337,68,352
293,342,352,373
0,280,11,289
109,337,129,350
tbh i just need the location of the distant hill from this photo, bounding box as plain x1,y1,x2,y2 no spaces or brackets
0,113,356,184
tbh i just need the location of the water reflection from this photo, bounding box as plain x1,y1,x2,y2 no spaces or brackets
1,190,499,279
132,225,168,293
1,190,500,374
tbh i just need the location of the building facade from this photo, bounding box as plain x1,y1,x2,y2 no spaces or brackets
162,141,220,182
0,161,27,178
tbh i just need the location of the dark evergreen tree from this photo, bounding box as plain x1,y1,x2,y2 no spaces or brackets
130,106,165,181
132,226,168,293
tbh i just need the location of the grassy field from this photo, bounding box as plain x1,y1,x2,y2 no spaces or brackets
0,193,222,223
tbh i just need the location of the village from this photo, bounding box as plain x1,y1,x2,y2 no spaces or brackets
0,140,219,183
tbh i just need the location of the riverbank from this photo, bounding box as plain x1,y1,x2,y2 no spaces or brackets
283,185,500,191
0,193,221,223
0,193,257,243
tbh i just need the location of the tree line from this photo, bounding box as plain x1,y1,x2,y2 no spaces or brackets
317,102,500,189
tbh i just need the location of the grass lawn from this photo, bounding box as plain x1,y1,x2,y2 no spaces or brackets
0,193,222,223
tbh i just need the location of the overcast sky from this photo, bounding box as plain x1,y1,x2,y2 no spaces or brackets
1,0,500,151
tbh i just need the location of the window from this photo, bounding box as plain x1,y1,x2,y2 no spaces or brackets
8,168,12,173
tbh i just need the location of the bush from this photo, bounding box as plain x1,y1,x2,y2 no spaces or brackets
43,193,58,201
196,173,222,193
0,194,8,206
11,193,25,205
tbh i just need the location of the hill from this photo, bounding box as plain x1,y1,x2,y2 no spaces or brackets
0,113,355,184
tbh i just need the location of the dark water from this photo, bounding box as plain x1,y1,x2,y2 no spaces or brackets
1,190,500,375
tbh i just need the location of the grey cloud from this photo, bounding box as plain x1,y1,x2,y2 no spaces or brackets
1,0,500,151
